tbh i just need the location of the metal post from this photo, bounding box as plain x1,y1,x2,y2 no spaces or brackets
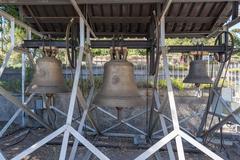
0,18,14,77
21,28,31,127
59,16,85,160
160,13,185,159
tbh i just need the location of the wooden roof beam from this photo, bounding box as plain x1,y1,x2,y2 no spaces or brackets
211,2,232,32
25,5,44,32
24,16,223,24
1,0,240,5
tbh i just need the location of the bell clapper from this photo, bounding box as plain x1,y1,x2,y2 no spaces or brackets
194,83,202,98
116,107,123,120
45,94,57,129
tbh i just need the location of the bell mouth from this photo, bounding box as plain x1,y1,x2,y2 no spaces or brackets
183,76,213,84
93,94,145,108
26,84,69,94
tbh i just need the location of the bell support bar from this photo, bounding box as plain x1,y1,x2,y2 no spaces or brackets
22,40,230,53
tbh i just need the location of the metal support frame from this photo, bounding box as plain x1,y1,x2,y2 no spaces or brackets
0,10,43,38
134,47,223,160
0,1,231,159
22,39,233,53
0,93,35,137
21,28,32,127
135,2,224,158
198,88,240,138
94,106,149,135
0,16,50,137
8,16,110,160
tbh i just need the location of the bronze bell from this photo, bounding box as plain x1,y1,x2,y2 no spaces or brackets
93,47,144,108
27,47,68,94
183,60,213,84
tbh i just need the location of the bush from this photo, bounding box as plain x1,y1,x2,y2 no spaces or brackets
172,79,185,91
0,79,21,93
158,80,167,89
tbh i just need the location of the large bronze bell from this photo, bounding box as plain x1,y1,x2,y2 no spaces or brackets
27,47,68,94
183,60,213,84
93,47,144,108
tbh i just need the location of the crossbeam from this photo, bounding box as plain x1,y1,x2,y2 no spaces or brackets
0,0,239,5
22,40,231,53
23,16,220,24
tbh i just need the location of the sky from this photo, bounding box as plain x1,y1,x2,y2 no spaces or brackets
230,23,240,30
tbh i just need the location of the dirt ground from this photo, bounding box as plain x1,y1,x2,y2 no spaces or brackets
0,94,240,160
0,125,239,160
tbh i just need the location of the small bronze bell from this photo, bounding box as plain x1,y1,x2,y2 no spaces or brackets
27,47,68,94
183,60,213,84
93,47,144,108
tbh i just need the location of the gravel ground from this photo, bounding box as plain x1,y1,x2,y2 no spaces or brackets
0,126,239,160
0,94,239,160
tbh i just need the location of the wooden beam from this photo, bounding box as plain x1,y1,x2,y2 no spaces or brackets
211,2,232,32
24,16,151,23
24,16,223,24
0,0,239,5
90,16,151,24
25,5,44,32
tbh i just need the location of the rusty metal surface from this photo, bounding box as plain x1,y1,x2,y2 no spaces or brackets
16,1,233,38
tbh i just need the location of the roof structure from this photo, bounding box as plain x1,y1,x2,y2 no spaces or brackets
0,0,238,38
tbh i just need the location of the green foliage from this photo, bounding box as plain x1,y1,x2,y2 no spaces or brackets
166,37,215,46
92,49,109,56
158,80,167,89
172,79,185,91
128,49,146,56
157,78,185,90
0,79,21,93
25,66,33,85
0,5,19,18
201,79,231,89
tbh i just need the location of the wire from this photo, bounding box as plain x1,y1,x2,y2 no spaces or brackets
1,128,30,150
0,127,27,140
66,18,76,68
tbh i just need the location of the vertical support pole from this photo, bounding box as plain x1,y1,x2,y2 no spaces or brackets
21,28,31,127
160,15,185,159
0,18,14,77
59,16,85,160
69,25,98,160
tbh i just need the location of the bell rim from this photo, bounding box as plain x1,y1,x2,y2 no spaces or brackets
93,94,145,108
183,76,213,84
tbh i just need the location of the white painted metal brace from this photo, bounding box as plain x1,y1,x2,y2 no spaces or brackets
134,48,223,160
0,18,14,77
0,11,43,139
135,7,224,158
0,150,6,160
0,93,35,137
11,17,110,160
